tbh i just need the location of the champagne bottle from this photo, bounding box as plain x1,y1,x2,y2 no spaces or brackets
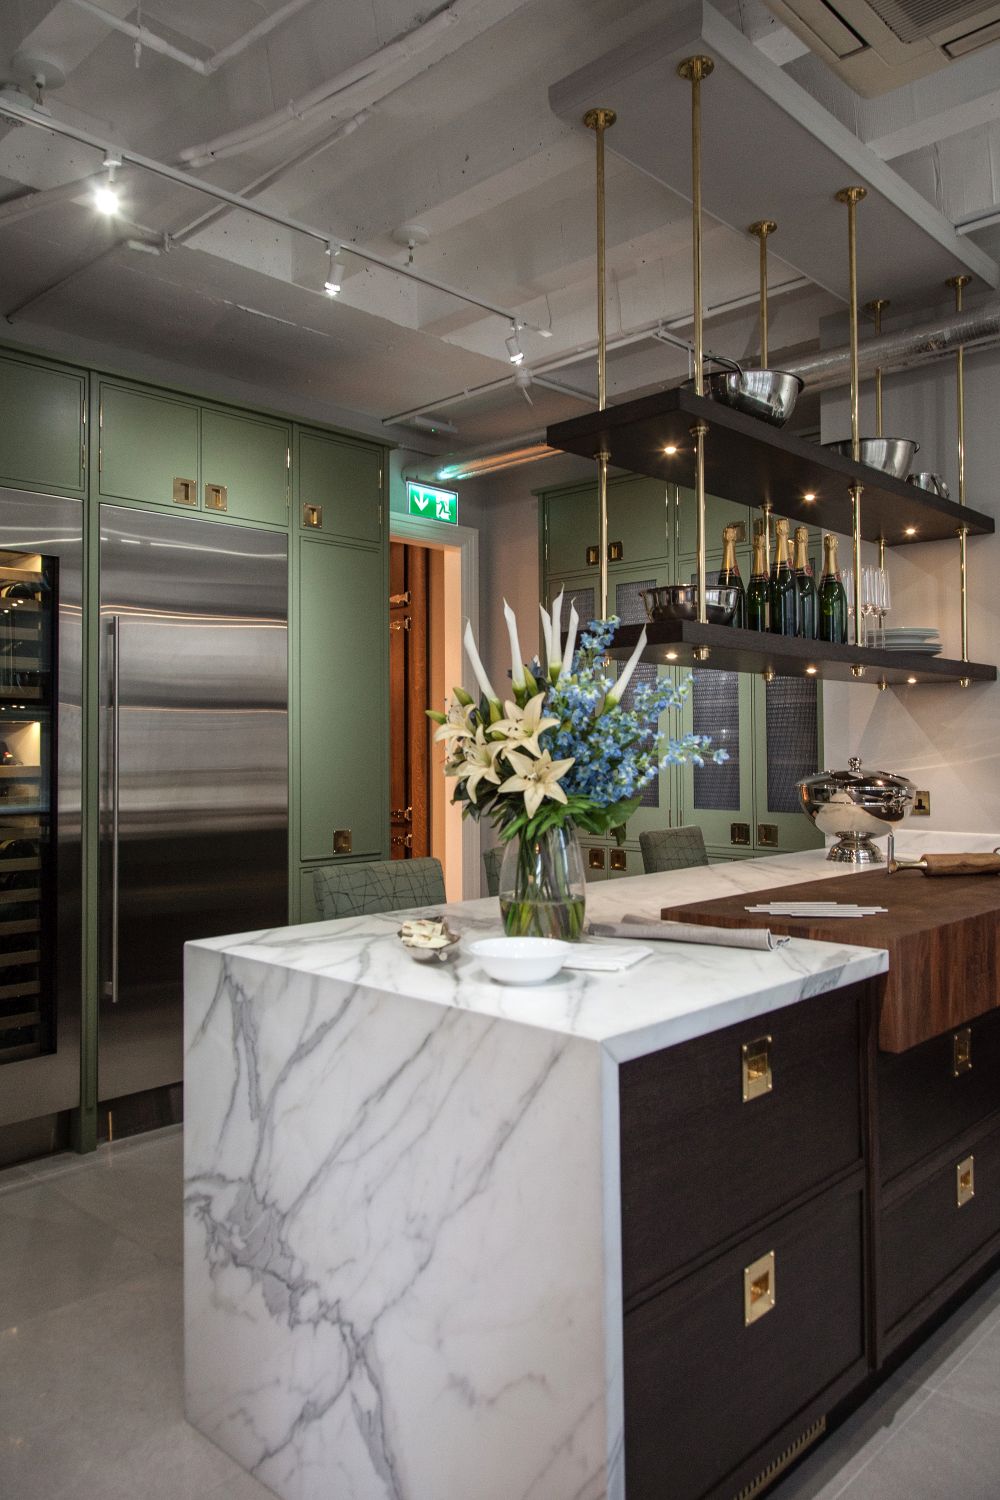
818,533,848,644
747,527,769,631
793,525,818,640
718,524,746,629
768,518,798,636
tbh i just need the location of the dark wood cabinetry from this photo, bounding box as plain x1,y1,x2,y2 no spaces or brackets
621,967,1000,1499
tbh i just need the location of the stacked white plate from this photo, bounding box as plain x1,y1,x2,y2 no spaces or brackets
879,626,941,655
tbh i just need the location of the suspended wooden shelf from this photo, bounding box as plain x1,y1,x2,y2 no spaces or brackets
607,620,996,686
546,387,995,547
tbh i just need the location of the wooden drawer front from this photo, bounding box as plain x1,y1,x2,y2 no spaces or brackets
620,985,862,1299
625,1185,865,1500
879,1008,1000,1184
881,1118,1000,1339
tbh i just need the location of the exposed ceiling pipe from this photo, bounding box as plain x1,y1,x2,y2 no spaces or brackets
417,299,1000,482
0,96,541,330
0,172,103,225
66,0,317,77
177,0,530,167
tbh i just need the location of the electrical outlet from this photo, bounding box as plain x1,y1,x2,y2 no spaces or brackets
912,790,931,816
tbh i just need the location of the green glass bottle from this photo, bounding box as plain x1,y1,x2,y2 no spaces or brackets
718,523,746,628
793,525,818,639
818,532,848,644
747,526,769,632
768,518,799,636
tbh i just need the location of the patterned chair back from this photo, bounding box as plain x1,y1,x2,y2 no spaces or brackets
638,826,709,874
313,857,446,919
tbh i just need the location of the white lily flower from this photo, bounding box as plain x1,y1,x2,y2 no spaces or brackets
492,692,559,759
498,748,575,820
606,625,648,706
548,588,565,680
433,699,476,748
502,598,526,692
557,602,579,683
463,619,499,705
538,603,553,673
451,726,503,804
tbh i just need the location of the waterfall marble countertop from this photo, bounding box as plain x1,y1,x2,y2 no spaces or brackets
183,835,988,1500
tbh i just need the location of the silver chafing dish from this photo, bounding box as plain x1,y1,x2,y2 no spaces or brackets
797,757,915,864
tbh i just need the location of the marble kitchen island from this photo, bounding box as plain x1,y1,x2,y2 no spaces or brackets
184,847,895,1500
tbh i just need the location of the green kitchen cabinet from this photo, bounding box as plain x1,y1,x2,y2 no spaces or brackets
98,381,200,509
606,477,672,567
676,485,751,559
298,429,383,543
541,483,597,578
677,665,757,855
201,408,289,525
0,351,87,497
298,536,387,863
750,673,824,855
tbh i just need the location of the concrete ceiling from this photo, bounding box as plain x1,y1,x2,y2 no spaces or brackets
0,0,997,453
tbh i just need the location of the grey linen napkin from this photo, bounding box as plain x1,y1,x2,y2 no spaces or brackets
587,914,789,951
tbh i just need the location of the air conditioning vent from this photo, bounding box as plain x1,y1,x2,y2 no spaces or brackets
765,0,1000,91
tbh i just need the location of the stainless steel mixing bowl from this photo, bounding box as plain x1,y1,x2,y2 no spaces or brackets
684,369,804,426
640,584,741,626
907,471,950,498
797,757,915,863
824,437,919,479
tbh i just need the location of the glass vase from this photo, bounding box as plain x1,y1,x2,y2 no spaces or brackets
498,822,587,941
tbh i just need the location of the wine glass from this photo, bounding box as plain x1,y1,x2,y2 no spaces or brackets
860,567,878,648
842,566,855,640
877,567,891,646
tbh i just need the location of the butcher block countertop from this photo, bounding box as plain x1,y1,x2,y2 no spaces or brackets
662,865,1000,1052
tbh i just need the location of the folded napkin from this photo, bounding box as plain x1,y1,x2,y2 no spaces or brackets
746,902,887,917
587,916,788,951
563,943,651,973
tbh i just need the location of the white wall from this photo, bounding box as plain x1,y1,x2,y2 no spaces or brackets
820,343,1000,832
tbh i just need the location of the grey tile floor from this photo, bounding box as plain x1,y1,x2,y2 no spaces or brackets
1,1127,999,1499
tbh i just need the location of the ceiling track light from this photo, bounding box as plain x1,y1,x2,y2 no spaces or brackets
324,241,347,296
93,151,122,214
506,323,524,365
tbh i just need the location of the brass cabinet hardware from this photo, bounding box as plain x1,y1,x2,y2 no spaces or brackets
390,806,413,823
333,829,352,855
743,1250,776,1325
758,823,779,847
912,789,931,815
389,616,411,633
302,503,323,528
586,545,600,566
389,591,411,608
391,833,413,849
588,847,606,870
953,1027,972,1076
731,821,751,846
204,482,228,512
172,477,197,506
957,1155,975,1207
610,848,627,871
608,539,624,562
742,1036,773,1102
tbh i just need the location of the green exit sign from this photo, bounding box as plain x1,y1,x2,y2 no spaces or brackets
407,481,458,525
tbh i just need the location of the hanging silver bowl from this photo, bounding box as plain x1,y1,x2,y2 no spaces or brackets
824,437,919,480
682,367,804,426
907,471,950,498
797,757,915,863
641,584,741,626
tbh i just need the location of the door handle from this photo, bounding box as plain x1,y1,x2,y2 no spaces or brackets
108,615,121,1004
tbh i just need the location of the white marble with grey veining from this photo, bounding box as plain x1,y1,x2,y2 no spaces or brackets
186,841,963,1500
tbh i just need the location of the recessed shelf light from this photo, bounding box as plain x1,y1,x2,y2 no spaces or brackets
665,650,678,660
805,665,817,675
906,675,918,684
904,526,917,537
803,492,816,502
664,445,679,456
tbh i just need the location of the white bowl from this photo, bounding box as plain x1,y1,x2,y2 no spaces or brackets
468,936,571,986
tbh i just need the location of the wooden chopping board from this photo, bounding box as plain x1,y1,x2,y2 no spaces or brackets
660,867,1000,1052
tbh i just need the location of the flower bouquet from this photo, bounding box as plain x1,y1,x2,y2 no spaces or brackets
428,591,727,940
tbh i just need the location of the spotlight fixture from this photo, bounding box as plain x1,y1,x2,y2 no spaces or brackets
324,242,347,296
664,445,679,456
906,675,918,685
93,152,122,214
803,492,816,502
805,665,817,675
505,324,524,365
665,651,678,661
904,526,917,537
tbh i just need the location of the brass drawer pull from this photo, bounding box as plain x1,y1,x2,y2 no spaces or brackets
610,848,627,871
742,1036,772,1102
952,1027,972,1076
333,829,352,855
588,847,605,870
731,821,751,846
758,823,779,847
204,482,228,512
586,545,599,566
744,1250,776,1326
608,539,624,562
957,1155,975,1207
302,503,323,528
172,476,197,506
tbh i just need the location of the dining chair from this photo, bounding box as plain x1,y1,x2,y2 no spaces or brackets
313,857,446,919
638,826,709,874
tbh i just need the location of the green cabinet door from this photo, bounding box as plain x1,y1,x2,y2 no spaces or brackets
298,429,382,543
677,664,756,855
201,408,289,525
543,484,599,580
606,476,672,566
0,353,86,496
750,674,825,855
676,486,751,559
99,382,200,508
299,537,386,862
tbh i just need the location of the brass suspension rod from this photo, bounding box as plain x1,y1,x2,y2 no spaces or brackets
837,186,867,647
866,297,889,438
948,273,972,676
584,106,616,620
679,55,714,646
749,220,777,367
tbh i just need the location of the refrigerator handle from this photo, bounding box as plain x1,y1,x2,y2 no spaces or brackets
109,614,121,1005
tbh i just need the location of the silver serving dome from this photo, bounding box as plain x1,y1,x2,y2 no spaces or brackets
797,757,915,863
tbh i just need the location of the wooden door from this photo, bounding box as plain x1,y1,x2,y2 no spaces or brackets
389,543,430,859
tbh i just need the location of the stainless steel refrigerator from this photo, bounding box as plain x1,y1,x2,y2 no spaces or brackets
98,505,288,1107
